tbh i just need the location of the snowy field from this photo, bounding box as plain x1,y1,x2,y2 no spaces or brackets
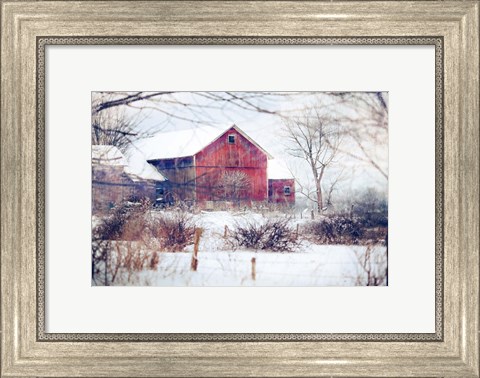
100,210,387,287
131,246,386,287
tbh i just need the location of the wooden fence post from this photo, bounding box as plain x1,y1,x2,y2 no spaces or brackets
251,257,256,281
296,224,299,240
191,228,203,271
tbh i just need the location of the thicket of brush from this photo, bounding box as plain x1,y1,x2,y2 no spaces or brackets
230,218,299,252
306,187,388,245
93,201,195,250
306,216,364,245
306,215,387,245
92,201,196,285
146,212,195,252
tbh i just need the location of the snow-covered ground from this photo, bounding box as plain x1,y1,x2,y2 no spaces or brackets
101,210,387,287
132,245,386,287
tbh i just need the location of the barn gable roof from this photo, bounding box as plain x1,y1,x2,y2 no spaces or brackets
138,124,273,161
205,125,273,160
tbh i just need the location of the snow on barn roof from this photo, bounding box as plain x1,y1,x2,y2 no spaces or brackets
92,145,166,181
268,159,294,180
125,161,166,182
136,124,273,161
92,145,127,166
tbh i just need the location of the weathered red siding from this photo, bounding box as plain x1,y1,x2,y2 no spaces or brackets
195,127,268,203
268,179,295,205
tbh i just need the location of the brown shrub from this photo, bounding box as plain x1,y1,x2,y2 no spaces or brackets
120,212,148,241
231,218,299,252
147,211,195,252
306,216,364,245
306,215,387,245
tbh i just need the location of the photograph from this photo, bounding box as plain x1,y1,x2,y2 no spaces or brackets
91,91,388,287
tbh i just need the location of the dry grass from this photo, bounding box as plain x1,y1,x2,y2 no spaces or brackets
92,204,197,285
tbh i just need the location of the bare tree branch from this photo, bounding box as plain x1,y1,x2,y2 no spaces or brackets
283,102,343,213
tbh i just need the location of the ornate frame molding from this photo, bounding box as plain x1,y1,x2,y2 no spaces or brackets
2,2,478,376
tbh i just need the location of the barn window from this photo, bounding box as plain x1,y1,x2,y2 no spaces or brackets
283,186,291,196
228,134,236,144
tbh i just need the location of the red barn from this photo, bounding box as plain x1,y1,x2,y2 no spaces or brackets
139,125,294,208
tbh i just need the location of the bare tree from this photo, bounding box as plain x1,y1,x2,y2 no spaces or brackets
323,168,346,209
91,93,156,152
92,91,305,113
218,171,251,203
92,92,172,115
284,106,342,213
332,92,388,180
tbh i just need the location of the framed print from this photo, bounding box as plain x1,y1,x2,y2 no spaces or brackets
1,1,478,377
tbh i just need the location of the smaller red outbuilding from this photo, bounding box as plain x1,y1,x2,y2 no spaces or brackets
267,159,295,206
